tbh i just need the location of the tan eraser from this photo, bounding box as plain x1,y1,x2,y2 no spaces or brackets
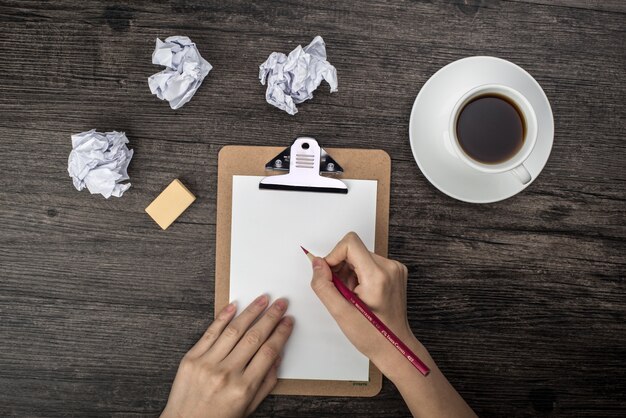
145,179,196,230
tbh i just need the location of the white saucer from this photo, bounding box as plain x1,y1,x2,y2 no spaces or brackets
409,56,554,203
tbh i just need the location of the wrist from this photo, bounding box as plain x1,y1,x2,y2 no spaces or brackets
161,405,185,418
371,332,434,381
160,408,175,418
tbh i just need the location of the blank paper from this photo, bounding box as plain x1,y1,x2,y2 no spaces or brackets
229,175,377,381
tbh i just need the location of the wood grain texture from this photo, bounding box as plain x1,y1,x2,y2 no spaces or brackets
0,0,624,417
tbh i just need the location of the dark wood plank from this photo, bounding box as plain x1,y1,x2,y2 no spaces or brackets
510,0,626,14
0,0,624,417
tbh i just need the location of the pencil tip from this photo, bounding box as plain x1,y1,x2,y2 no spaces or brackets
300,246,309,255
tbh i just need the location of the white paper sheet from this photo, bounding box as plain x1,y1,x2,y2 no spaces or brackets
229,176,377,381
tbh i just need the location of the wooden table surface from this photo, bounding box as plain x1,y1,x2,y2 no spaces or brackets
1,1,624,417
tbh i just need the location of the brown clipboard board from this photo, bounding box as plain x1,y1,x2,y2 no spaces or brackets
215,145,390,397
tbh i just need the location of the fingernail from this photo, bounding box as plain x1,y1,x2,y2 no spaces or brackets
312,257,324,270
275,355,282,368
274,298,287,311
281,316,293,327
255,294,268,305
219,302,236,319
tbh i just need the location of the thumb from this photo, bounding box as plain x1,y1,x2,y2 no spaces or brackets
311,256,331,276
310,257,354,320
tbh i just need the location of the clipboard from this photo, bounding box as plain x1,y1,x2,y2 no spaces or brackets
215,138,390,397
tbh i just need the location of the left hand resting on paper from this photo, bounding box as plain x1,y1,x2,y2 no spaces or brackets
161,295,293,418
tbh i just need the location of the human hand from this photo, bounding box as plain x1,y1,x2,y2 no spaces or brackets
161,295,293,418
309,232,418,373
311,233,476,417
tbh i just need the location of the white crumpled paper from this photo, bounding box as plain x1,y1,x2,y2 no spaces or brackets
148,36,212,110
259,35,338,115
67,130,134,198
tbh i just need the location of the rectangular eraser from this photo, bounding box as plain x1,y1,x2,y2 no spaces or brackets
145,179,196,230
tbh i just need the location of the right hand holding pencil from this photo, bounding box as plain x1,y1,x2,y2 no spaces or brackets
311,232,476,417
309,232,424,374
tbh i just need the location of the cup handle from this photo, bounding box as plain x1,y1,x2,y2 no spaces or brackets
511,164,532,184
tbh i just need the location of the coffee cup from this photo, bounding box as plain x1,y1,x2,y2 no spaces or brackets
448,84,537,184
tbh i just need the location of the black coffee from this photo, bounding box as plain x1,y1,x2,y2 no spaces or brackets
456,94,525,164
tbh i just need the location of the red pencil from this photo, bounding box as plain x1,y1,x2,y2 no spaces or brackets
301,246,431,377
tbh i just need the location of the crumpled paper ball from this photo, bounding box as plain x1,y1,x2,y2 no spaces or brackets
259,35,338,115
148,36,212,109
67,129,134,198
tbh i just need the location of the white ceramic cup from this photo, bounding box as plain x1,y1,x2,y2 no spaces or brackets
448,84,537,184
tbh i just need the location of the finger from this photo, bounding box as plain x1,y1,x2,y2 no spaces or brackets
331,260,356,274
309,257,361,323
244,316,293,382
370,252,400,273
226,298,289,369
369,253,409,285
331,259,361,291
333,261,352,281
186,302,237,358
244,358,280,416
345,273,358,291
205,294,269,361
325,232,378,277
331,261,345,273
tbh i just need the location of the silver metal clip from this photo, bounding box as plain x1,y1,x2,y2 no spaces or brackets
259,137,348,194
